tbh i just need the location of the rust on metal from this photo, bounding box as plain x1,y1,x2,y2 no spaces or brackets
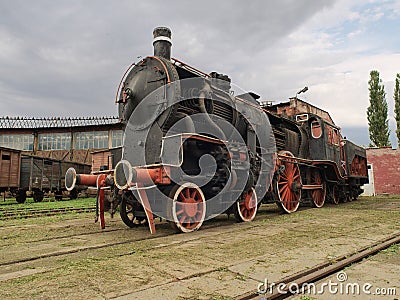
76,174,98,187
135,183,156,235
96,174,107,229
148,56,171,83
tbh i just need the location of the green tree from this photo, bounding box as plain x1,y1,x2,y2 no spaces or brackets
394,73,400,145
367,70,390,147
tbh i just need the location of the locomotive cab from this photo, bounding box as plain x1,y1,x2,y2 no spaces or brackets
306,115,341,168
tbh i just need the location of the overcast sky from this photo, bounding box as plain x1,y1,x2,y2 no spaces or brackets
1,0,400,147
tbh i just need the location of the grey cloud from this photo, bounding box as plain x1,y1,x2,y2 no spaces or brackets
0,0,335,117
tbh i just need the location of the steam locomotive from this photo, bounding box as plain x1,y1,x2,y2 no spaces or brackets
66,27,368,234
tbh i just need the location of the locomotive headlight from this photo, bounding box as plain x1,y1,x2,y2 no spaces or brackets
114,160,133,190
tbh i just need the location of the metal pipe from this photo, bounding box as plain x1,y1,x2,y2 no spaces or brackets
198,87,227,141
114,160,171,189
65,167,99,191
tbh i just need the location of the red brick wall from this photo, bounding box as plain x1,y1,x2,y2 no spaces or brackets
367,147,400,195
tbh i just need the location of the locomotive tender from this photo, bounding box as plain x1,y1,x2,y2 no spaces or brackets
66,27,368,234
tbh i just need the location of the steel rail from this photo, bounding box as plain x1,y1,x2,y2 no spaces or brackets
0,206,283,267
237,233,400,300
0,207,96,220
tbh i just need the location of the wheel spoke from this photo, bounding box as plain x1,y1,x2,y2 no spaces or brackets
279,184,288,193
287,192,293,205
234,188,257,222
240,206,246,215
276,152,301,213
170,185,205,232
180,215,187,224
178,191,184,201
281,187,288,200
120,195,139,228
310,170,325,208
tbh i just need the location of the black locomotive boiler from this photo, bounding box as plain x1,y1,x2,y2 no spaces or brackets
66,27,368,234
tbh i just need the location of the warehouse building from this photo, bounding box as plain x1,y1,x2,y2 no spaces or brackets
0,116,123,165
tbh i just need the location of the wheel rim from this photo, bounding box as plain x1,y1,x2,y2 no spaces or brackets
341,193,348,203
120,196,137,228
311,169,326,208
33,191,44,202
69,189,78,200
124,204,135,222
236,188,257,222
276,151,301,213
16,190,26,203
332,185,339,205
171,183,206,233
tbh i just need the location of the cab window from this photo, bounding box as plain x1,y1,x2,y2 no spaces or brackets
311,120,322,138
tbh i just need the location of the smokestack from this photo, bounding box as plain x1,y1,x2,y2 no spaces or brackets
153,27,172,60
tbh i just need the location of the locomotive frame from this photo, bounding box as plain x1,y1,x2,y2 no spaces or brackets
66,27,369,234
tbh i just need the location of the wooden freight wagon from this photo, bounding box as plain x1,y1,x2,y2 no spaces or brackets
0,147,21,197
19,155,91,203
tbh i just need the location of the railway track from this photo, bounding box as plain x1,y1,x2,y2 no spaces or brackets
0,206,284,267
0,203,363,268
0,206,96,220
0,201,67,207
236,234,400,300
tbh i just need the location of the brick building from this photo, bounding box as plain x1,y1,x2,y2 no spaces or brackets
365,147,400,195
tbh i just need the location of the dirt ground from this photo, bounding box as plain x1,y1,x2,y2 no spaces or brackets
0,196,399,300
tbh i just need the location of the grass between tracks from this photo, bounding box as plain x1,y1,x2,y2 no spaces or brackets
0,197,96,226
0,196,96,209
0,198,96,214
